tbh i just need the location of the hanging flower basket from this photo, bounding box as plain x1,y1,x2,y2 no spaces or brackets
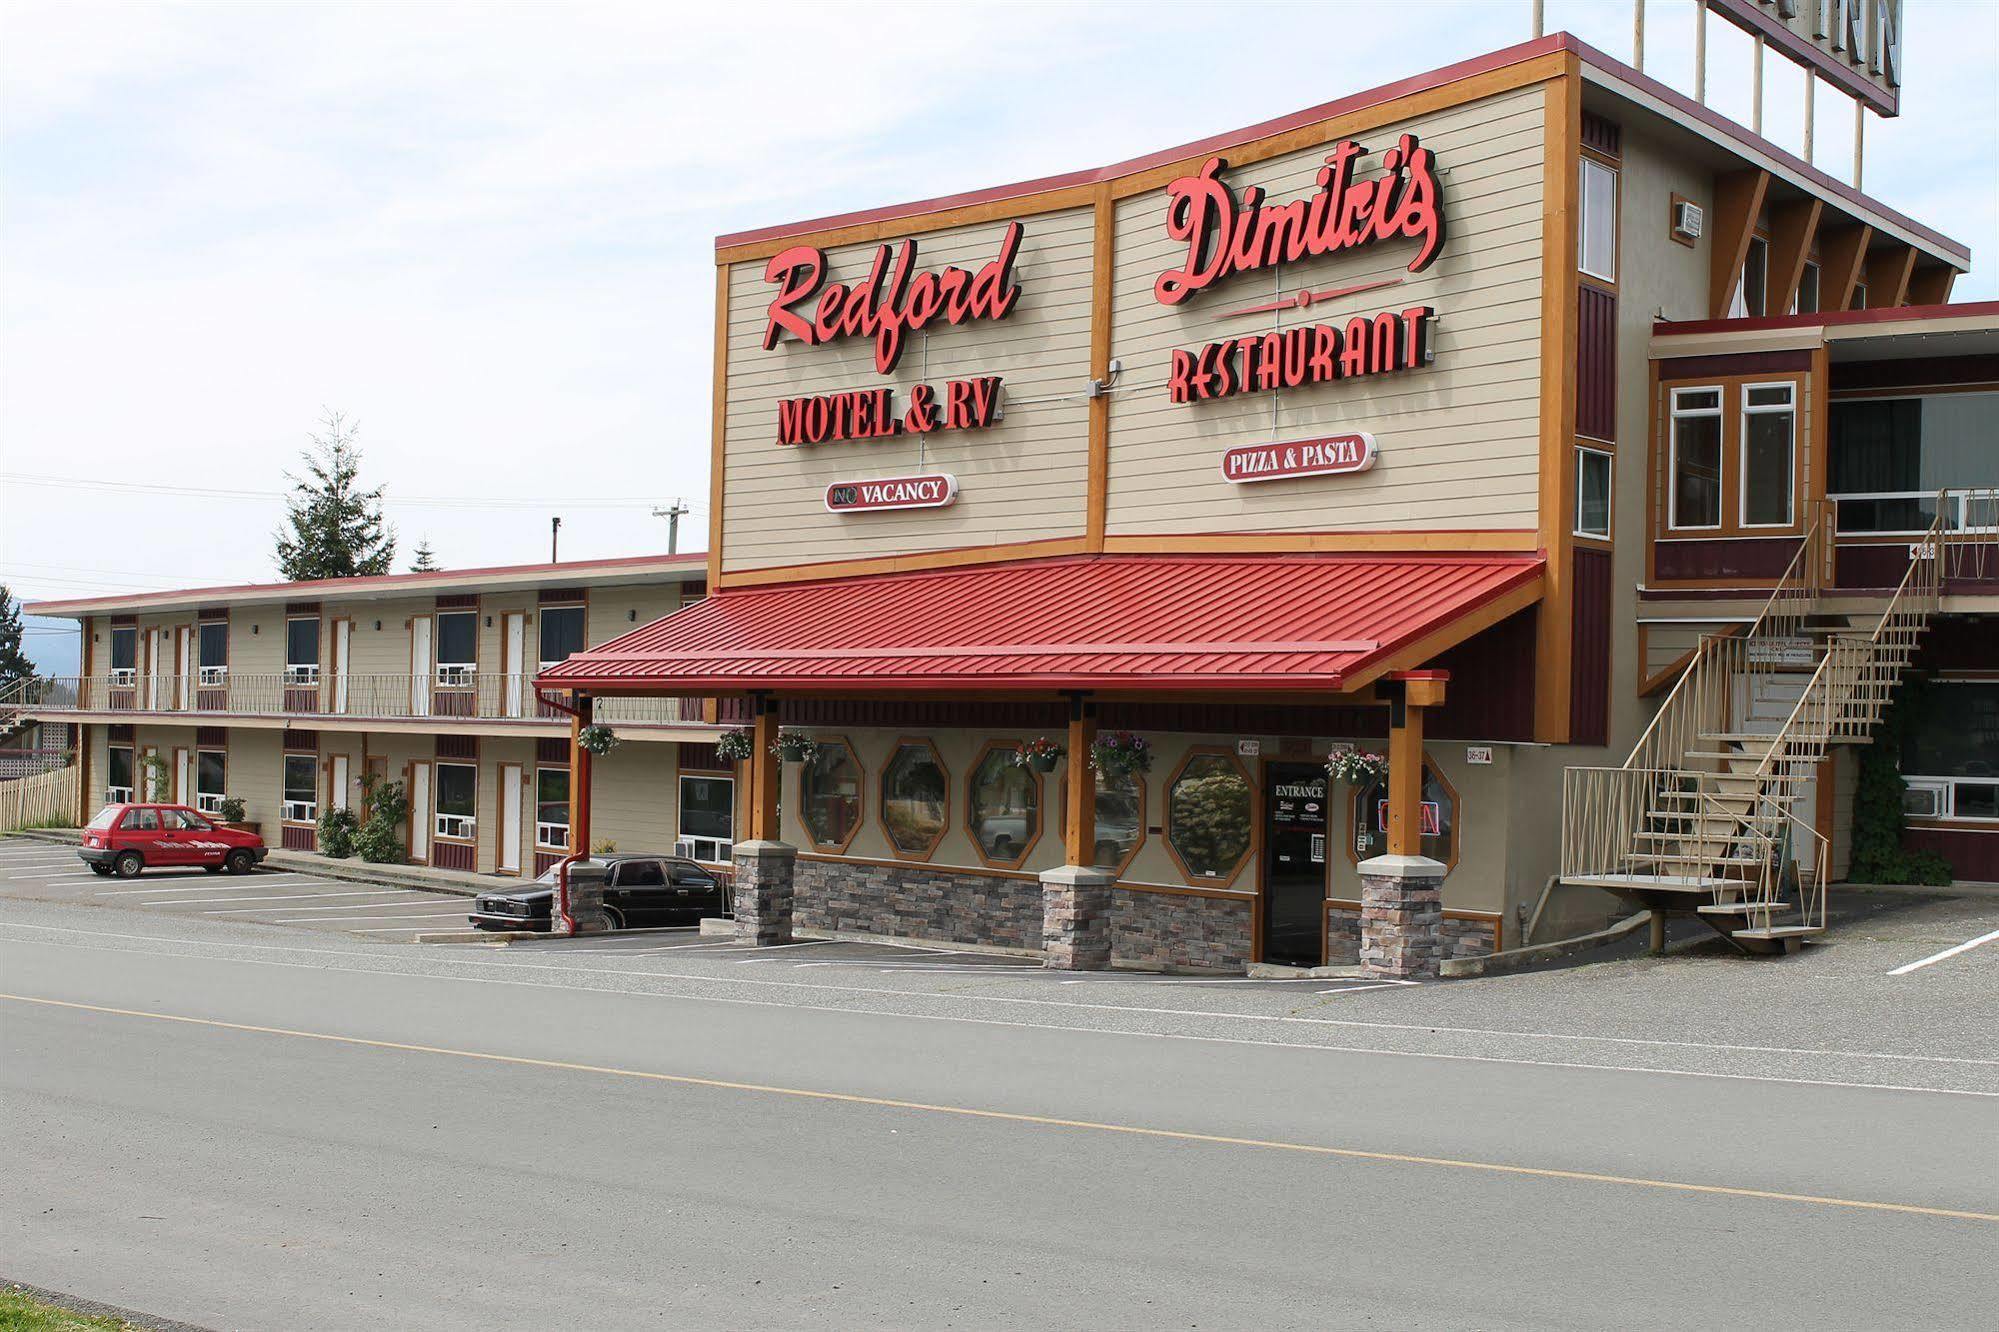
576,723,621,756
1090,730,1152,777
713,727,755,763
1325,747,1388,786
1011,737,1065,773
772,729,817,763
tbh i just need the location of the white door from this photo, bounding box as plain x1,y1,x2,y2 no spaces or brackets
503,612,526,718
174,748,191,804
146,628,164,708
410,617,433,717
175,627,191,709
330,754,351,813
498,762,524,873
409,761,432,863
332,620,352,714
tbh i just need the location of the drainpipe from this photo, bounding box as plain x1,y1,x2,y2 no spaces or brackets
535,685,590,934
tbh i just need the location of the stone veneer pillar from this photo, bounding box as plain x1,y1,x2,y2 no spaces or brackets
732,839,797,946
1040,864,1115,970
556,860,612,935
1357,853,1446,979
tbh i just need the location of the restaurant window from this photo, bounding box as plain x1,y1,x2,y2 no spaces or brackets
435,611,477,686
1578,156,1617,284
798,739,863,852
285,616,321,684
195,749,226,815
1062,768,1145,874
434,762,476,840
1830,393,1999,534
1900,681,1999,824
282,753,318,824
1165,750,1253,885
535,767,570,849
198,620,228,684
1729,235,1769,317
1791,261,1821,315
1349,754,1460,870
1740,383,1797,528
969,743,1040,868
1668,387,1723,529
1575,446,1613,539
677,774,734,863
881,740,947,860
538,605,587,669
1852,281,1868,310
107,745,135,803
109,626,137,684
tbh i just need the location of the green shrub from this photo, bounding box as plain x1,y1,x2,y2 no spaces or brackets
216,795,247,823
316,806,359,859
354,773,410,865
1849,675,1957,887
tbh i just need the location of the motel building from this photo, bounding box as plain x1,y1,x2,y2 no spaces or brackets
17,26,1998,975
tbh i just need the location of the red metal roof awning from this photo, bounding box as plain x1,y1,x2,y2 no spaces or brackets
537,552,1544,696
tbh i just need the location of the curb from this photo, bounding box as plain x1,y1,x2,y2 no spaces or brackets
3,1277,214,1332
1440,911,1653,978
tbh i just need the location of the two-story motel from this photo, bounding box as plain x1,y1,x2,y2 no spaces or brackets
20,31,1997,975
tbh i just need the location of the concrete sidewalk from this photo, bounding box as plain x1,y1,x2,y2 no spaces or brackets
14,827,491,898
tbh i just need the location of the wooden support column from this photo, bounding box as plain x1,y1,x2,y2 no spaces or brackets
1817,224,1873,312
1864,244,1917,312
1386,673,1448,857
1767,197,1823,317
1062,695,1097,866
569,694,594,856
749,693,781,842
1709,169,1770,318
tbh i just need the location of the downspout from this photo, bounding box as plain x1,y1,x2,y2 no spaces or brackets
535,685,588,934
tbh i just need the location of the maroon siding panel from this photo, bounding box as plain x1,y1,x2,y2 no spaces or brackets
285,601,322,615
280,728,318,750
1834,355,1999,392
536,737,571,765
1903,828,1999,883
1576,286,1617,441
534,849,566,876
1655,538,1800,581
1834,543,1911,590
1580,109,1622,158
538,587,588,604
109,724,135,742
436,734,478,761
677,742,734,772
1568,548,1612,746
1658,350,1813,379
1428,607,1538,743
1912,618,1999,672
432,841,476,872
281,825,317,852
435,594,478,609
196,727,228,746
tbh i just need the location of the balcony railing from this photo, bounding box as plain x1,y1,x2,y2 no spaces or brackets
4,673,712,729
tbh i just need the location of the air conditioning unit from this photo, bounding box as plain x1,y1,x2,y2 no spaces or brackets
1672,200,1704,242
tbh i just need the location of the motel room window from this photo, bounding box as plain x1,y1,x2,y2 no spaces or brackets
1061,768,1145,874
798,740,863,852
1830,392,1999,534
435,611,477,685
434,762,476,840
969,743,1040,868
1740,383,1797,528
1575,446,1613,539
535,767,570,849
198,620,228,684
880,741,948,860
196,749,226,815
1791,261,1821,315
538,604,587,669
1350,755,1460,871
1669,387,1724,529
282,753,318,824
1578,156,1618,284
1900,681,1999,823
109,626,137,684
1729,236,1769,317
1165,751,1253,885
106,746,135,803
677,774,734,862
285,616,321,684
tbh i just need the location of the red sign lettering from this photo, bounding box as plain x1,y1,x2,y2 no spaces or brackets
1167,306,1432,405
825,473,960,513
1220,433,1378,485
1153,135,1445,307
776,377,1003,446
761,223,1024,375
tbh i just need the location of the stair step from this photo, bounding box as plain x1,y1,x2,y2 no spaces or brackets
1699,900,1791,915
1560,872,1733,893
1731,925,1824,941
1626,852,1768,867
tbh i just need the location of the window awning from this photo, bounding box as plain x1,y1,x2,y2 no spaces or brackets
538,552,1544,696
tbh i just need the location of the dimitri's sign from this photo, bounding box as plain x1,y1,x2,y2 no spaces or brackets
1712,1,1902,116
1170,308,1431,404
826,473,959,513
777,377,1002,446
1220,433,1377,485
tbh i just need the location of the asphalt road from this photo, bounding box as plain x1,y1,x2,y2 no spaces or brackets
3,879,1996,1331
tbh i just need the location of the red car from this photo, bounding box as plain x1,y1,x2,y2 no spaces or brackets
80,803,268,878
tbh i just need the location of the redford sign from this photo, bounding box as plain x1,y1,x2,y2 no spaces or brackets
1219,433,1377,485
825,473,959,513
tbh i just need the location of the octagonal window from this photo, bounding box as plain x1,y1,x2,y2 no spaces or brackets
881,740,948,859
1349,754,1458,870
1166,751,1253,884
969,744,1041,867
798,739,863,852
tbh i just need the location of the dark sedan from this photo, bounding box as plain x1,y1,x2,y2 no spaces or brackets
469,854,727,932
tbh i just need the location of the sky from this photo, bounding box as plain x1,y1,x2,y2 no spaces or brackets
4,0,1996,674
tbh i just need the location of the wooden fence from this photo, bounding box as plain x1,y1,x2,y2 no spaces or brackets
0,762,78,832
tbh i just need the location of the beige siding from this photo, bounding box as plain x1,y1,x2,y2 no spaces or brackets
1104,84,1548,537
591,741,678,853
721,206,1097,573
224,728,284,839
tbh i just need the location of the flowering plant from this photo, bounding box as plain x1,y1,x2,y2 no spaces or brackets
1011,737,1065,772
1090,730,1152,777
713,728,755,762
772,729,817,762
577,723,621,756
1325,747,1388,786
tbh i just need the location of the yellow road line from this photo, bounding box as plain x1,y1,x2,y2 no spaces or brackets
6,991,1994,1224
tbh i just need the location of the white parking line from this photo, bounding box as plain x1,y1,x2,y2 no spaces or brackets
266,914,466,924
1888,927,1999,976
201,900,446,916
141,890,397,907
732,940,841,962
98,879,320,896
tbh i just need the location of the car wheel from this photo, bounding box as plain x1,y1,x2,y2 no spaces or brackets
89,863,113,877
113,851,144,879
225,850,254,875
602,907,624,932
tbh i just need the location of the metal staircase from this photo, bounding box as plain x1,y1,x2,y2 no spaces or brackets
1561,499,1961,955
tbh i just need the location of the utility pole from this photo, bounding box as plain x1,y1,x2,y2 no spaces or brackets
652,500,690,554
550,516,562,563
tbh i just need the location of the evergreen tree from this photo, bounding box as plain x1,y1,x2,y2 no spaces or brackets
274,411,396,580
0,585,37,688
409,539,441,572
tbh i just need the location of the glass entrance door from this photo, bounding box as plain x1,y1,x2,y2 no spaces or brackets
1261,761,1329,965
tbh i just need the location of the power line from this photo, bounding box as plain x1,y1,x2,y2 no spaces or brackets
0,472,710,513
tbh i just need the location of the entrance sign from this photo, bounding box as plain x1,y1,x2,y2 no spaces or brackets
825,474,959,514
1171,308,1431,404
777,376,1003,446
1221,433,1377,485
761,223,1025,374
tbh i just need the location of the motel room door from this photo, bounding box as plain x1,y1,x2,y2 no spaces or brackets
1261,762,1330,966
